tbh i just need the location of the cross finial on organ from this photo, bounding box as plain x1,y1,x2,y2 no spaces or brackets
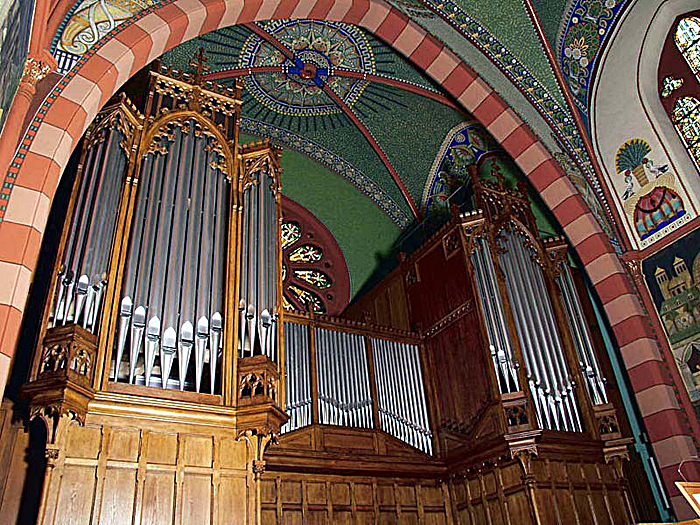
190,47,210,85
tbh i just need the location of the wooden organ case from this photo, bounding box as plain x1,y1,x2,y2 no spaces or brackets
342,165,646,524
0,60,648,524
8,58,291,525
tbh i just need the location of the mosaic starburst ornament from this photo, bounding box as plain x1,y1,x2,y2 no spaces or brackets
239,20,375,117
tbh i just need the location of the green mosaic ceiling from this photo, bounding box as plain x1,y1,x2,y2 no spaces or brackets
54,1,624,298
159,14,586,297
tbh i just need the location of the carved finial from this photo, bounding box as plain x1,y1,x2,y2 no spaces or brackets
189,47,210,86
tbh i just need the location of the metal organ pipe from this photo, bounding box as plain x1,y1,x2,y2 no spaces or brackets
371,338,432,454
114,121,228,393
470,238,519,394
557,264,608,406
51,125,127,333
281,322,311,434
498,229,583,432
498,244,547,428
513,235,582,432
282,323,428,451
239,164,278,361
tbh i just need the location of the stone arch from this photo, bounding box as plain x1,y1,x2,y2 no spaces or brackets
0,0,693,507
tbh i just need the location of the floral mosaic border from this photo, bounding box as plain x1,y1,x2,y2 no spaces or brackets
406,0,620,244
558,0,628,124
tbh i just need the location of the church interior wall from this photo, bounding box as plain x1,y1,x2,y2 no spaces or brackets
1,0,700,522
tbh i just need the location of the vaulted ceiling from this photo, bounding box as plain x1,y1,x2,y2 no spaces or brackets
50,0,632,300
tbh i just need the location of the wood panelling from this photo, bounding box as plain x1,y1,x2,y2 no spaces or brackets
260,471,452,524
35,415,250,525
343,267,410,331
425,310,493,439
449,456,632,525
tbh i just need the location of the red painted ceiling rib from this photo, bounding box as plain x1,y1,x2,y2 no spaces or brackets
239,22,421,219
206,67,460,110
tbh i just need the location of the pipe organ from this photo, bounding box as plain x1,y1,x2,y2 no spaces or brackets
2,55,651,525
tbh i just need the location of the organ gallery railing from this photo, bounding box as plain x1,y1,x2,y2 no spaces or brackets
281,312,434,455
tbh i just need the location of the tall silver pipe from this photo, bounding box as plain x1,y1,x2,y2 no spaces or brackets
114,123,227,391
513,236,578,431
558,265,607,405
502,236,558,429
411,345,433,455
524,252,582,431
498,244,547,428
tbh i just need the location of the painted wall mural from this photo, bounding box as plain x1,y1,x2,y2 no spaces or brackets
0,0,35,133
643,228,700,421
614,138,691,246
559,0,628,125
422,122,500,215
52,0,159,73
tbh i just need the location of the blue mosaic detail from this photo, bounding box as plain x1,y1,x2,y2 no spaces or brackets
558,0,628,125
423,122,501,212
239,20,375,117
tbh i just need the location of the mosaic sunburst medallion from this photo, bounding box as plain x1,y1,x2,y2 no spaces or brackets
239,20,376,116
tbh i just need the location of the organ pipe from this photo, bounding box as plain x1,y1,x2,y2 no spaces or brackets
470,237,519,394
114,119,230,392
282,321,312,433
314,327,373,429
372,338,432,454
497,228,583,432
50,114,130,334
556,263,608,405
238,147,281,363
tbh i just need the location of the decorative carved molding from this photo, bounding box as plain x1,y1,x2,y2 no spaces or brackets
238,355,279,406
423,300,474,338
239,140,283,194
593,403,623,441
405,263,420,287
442,229,461,259
237,428,278,479
505,430,541,477
502,392,532,433
21,325,96,446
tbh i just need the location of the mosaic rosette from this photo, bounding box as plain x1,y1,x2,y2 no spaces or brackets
239,20,376,117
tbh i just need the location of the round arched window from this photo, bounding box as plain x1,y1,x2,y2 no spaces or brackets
281,197,351,316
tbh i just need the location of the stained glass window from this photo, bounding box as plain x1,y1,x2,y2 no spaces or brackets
288,285,325,313
281,221,301,249
294,269,332,289
289,244,323,263
672,97,700,165
675,17,700,80
280,207,349,315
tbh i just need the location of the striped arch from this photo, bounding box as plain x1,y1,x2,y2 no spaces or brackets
0,0,695,507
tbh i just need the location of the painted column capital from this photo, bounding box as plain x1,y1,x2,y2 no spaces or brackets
21,57,53,87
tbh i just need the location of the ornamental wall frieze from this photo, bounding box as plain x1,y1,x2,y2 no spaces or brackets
393,0,608,216
558,0,629,121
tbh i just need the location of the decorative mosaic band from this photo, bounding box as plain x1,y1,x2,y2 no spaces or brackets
240,116,411,228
